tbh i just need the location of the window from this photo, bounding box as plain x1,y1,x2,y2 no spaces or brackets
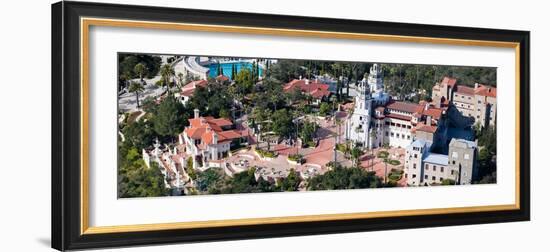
407,135,411,140
396,133,400,138
464,154,470,160
391,132,394,137
441,167,444,172
432,176,436,181
385,121,390,126
440,177,443,182
412,174,416,178
359,116,362,120
425,175,428,179
385,132,389,136
407,125,411,129
452,160,456,164
402,134,405,139
478,100,481,104
405,174,408,178
414,154,417,158
391,122,395,126
433,165,436,171
413,164,416,169
425,164,429,170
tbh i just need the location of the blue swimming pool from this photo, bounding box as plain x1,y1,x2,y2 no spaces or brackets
208,62,263,80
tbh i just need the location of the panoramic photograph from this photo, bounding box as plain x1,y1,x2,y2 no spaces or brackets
117,54,497,198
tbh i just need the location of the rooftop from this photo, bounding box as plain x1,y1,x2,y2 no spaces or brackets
283,79,331,98
456,85,475,96
184,114,241,145
449,138,477,149
475,84,497,98
441,76,457,87
386,101,423,114
424,153,449,166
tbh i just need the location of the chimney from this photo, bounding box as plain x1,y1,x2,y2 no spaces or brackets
299,75,302,80
426,115,432,126
305,79,310,85
475,83,479,89
194,108,199,119
424,102,429,112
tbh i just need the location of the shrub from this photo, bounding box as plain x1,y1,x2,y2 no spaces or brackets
257,149,277,158
336,143,348,153
377,151,389,158
288,154,305,164
389,159,401,166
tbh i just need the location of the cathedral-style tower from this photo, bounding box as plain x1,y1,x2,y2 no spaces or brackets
368,63,384,93
345,77,374,148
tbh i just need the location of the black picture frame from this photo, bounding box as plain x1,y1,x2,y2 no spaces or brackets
52,1,530,251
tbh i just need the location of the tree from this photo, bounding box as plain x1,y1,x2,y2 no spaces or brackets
196,168,224,192
308,166,380,190
234,68,254,96
118,54,162,88
133,62,147,83
271,109,293,139
118,149,168,198
122,119,156,150
128,80,145,108
299,120,317,146
152,95,187,138
351,146,363,166
177,72,185,88
319,102,331,115
268,59,306,83
159,64,175,91
278,169,301,191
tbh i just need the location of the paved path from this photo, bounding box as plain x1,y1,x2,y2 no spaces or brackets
359,147,406,185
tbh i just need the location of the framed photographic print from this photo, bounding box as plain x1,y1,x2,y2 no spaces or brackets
51,1,530,251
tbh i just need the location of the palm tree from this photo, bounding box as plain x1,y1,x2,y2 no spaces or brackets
134,63,147,83
335,116,343,144
351,146,363,167
128,80,145,108
177,72,184,88
369,128,378,170
383,157,389,184
160,64,175,92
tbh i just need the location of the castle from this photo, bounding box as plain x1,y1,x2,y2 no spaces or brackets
345,64,496,185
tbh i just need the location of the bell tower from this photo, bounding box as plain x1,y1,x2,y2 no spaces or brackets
368,63,384,93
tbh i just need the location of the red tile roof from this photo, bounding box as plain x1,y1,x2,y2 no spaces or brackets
441,76,457,87
184,115,240,145
180,79,207,97
216,75,229,82
412,123,438,134
386,113,412,121
456,85,475,95
386,101,424,114
475,84,497,98
283,79,331,99
422,107,443,120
